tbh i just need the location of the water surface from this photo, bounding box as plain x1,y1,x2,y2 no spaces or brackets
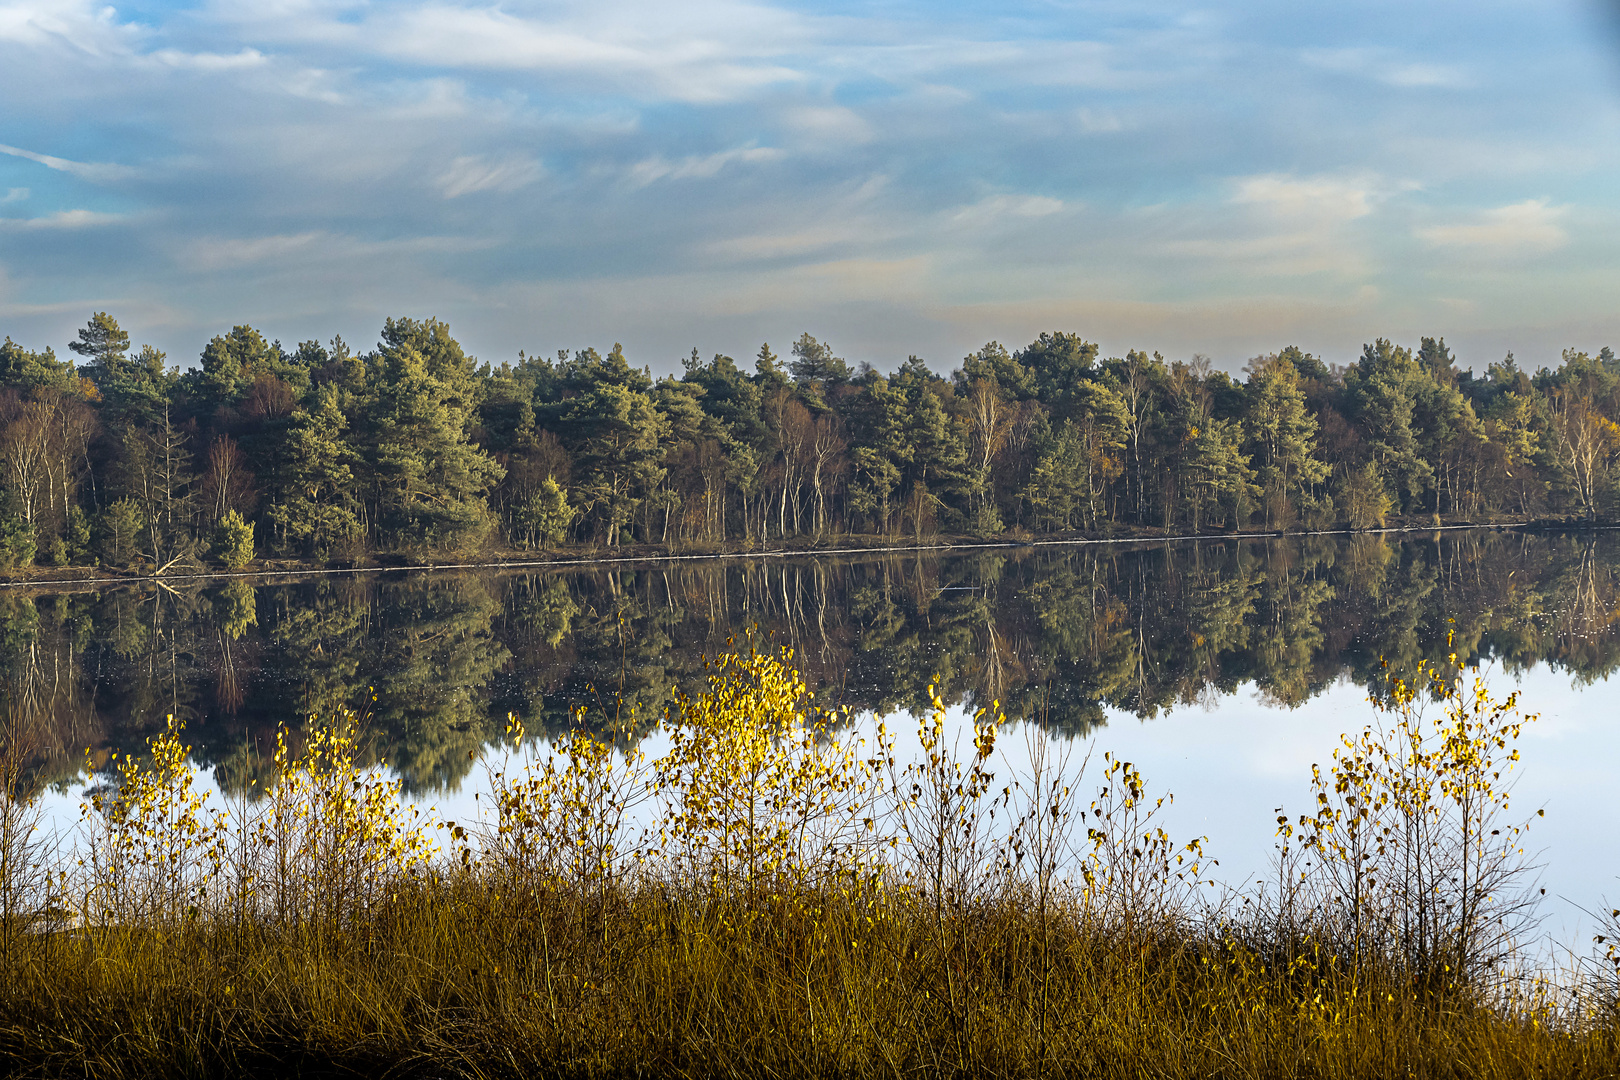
8,530,1620,933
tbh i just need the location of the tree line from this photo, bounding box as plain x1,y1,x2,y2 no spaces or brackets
0,312,1616,568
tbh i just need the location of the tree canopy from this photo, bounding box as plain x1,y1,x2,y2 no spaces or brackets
0,313,1614,570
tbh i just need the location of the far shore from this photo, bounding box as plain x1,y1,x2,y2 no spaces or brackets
0,515,1611,594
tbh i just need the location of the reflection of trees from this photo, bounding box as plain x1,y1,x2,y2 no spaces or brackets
1535,537,1620,685
1250,540,1336,707
1016,562,1136,736
0,595,98,794
367,577,509,793
211,580,257,714
4,530,1620,789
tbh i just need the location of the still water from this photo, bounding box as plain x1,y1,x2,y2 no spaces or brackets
8,530,1620,942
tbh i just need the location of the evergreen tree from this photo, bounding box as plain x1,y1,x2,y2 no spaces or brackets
380,316,483,412
359,343,504,551
97,496,145,567
1070,380,1130,528
788,333,849,392
195,324,283,411
557,346,666,545
1244,356,1330,528
268,387,363,557
211,509,255,568
1346,339,1434,513
905,387,969,529
0,338,79,394
1018,331,1100,422
69,313,171,427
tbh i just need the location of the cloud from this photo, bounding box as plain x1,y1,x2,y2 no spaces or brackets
1232,174,1378,224
0,0,139,55
950,194,1064,225
0,0,1615,375
0,143,138,183
1074,108,1125,134
1148,174,1390,278
185,230,500,274
437,154,545,198
0,209,125,228
0,188,26,203
1416,199,1569,254
627,146,785,187
150,47,268,71
705,225,874,261
1301,47,1471,89
782,105,875,146
187,231,327,269
362,2,806,103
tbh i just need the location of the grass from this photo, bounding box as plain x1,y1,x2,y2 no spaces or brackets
0,644,1617,1078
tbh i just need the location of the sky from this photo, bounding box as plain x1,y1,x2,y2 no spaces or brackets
2,0,1619,378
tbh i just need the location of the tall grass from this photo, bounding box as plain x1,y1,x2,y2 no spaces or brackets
0,642,1617,1078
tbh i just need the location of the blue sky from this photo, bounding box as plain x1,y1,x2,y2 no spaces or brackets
2,0,1618,376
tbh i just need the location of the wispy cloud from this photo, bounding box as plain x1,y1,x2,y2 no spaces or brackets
438,155,545,198
1417,199,1568,254
950,194,1064,225
0,0,139,55
627,146,785,187
0,188,26,203
0,209,125,228
1301,47,1471,89
0,143,137,183
1150,174,1391,279
187,231,327,270
185,230,500,272
360,2,808,103
1074,108,1125,134
781,105,875,146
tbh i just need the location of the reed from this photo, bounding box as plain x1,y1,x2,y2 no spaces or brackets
0,643,1614,1079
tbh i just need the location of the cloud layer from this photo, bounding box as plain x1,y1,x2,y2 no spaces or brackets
1,0,1618,373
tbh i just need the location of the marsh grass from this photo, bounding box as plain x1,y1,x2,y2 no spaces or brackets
0,644,1616,1079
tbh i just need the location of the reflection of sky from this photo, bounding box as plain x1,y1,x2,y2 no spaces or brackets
432,661,1620,958
3,1,1620,372
1073,666,1620,957
32,661,1620,961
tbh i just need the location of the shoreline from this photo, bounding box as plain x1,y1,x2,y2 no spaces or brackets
0,516,1610,592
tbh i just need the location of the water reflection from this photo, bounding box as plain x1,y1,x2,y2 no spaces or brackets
2,530,1617,796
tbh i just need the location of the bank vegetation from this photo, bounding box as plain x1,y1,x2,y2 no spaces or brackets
0,642,1617,1077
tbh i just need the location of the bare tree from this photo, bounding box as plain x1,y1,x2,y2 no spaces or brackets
0,389,95,539
1550,387,1619,520
809,413,848,536
199,435,256,525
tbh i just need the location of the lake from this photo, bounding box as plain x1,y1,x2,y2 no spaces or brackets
8,528,1620,947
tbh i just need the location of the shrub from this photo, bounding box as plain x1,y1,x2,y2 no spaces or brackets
510,477,576,549
211,509,254,569
0,511,33,570
96,497,145,567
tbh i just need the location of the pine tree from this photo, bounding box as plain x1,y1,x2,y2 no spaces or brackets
1346,339,1434,513
360,343,504,551
1245,356,1329,528
268,387,363,557
69,313,170,427
557,348,666,545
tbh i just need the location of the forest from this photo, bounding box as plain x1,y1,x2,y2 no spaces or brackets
0,312,1616,568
